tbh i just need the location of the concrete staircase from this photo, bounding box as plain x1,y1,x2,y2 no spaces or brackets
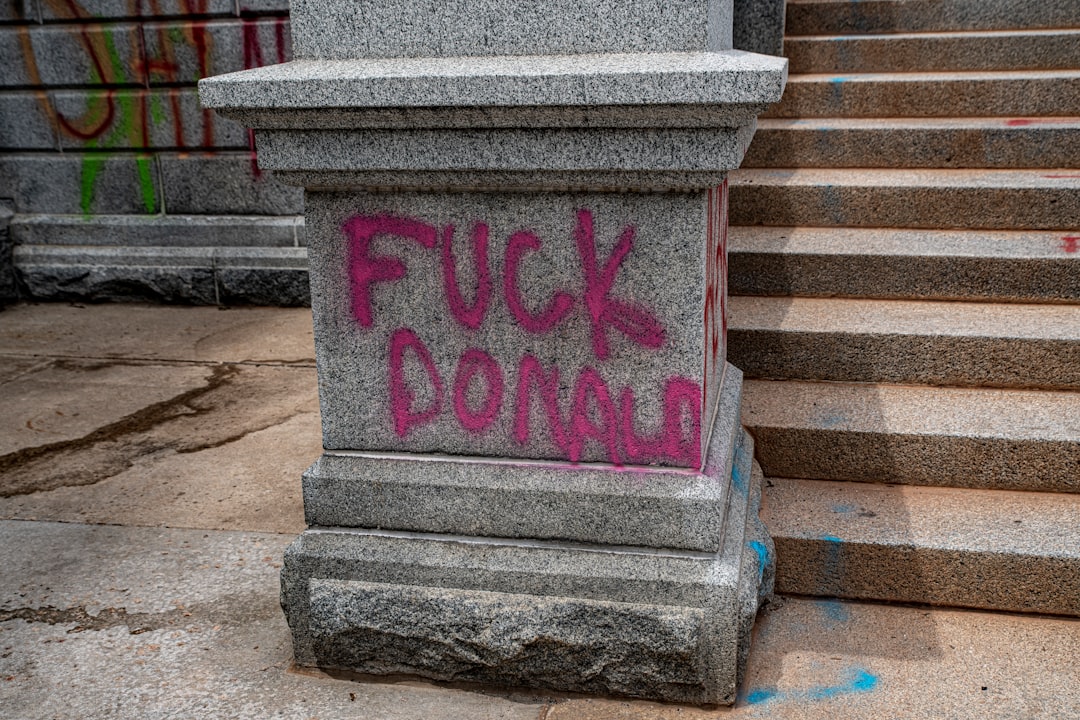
728,0,1080,616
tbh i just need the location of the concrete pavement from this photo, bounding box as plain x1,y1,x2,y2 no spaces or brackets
1,302,1077,719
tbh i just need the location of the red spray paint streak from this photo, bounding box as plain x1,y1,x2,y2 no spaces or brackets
574,209,665,360
390,332,703,468
47,0,118,140
346,208,700,467
442,223,493,330
348,209,665,359
1004,118,1080,126
1062,236,1079,253
504,229,577,333
513,354,569,453
344,214,438,328
239,10,286,177
452,348,504,433
388,327,444,438
703,181,728,412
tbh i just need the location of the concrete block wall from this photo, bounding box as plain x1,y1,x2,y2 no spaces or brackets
0,0,307,304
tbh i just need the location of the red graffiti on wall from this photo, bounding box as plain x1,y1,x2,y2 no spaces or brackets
388,333,703,467
345,209,666,354
344,208,706,468
703,182,728,397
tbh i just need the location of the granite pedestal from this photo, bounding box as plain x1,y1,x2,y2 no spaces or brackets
201,0,786,704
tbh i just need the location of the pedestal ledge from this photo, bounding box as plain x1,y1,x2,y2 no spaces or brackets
198,51,787,130
282,429,772,705
303,363,745,552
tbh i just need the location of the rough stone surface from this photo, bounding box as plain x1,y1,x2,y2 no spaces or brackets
8,22,145,87
0,154,161,215
764,477,1080,615
254,124,751,181
733,0,786,56
303,365,744,551
743,117,1080,169
13,244,309,305
305,189,727,466
786,0,1080,36
281,432,768,705
288,0,734,59
0,0,35,22
728,296,1080,389
198,53,788,121
764,70,1080,119
158,153,304,215
727,226,1080,303
729,168,1080,230
11,213,302,248
786,28,1080,74
48,89,247,151
741,379,1080,493
0,93,57,150
199,5,782,705
0,201,16,305
36,0,234,20
141,18,292,85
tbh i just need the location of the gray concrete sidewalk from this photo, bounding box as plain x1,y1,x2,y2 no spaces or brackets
1,302,1077,719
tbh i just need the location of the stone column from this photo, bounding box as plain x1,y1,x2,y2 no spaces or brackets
201,0,786,705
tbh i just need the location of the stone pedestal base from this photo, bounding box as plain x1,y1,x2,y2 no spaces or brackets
281,367,773,705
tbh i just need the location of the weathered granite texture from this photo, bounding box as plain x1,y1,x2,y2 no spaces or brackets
282,430,770,705
199,1,786,704
199,52,788,130
0,200,16,305
289,0,734,59
733,0,786,56
256,125,756,191
304,364,744,550
305,189,727,466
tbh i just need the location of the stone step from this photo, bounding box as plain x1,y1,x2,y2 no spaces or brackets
13,244,309,305
728,296,1080,390
786,0,1080,37
740,379,1080,493
728,226,1080,303
786,29,1080,74
743,117,1080,169
728,168,1080,230
763,70,1080,119
763,477,1080,616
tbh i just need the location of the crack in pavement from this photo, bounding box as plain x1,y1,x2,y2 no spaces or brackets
0,364,240,498
0,605,189,635
0,362,315,498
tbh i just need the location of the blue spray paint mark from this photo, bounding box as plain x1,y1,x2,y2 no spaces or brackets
831,503,855,513
746,688,778,705
806,669,879,700
732,461,748,495
816,598,850,626
731,436,750,495
744,667,879,707
819,535,844,595
748,540,769,582
820,410,846,427
827,78,847,116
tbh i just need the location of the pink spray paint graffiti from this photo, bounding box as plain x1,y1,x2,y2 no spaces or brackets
344,207,706,468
